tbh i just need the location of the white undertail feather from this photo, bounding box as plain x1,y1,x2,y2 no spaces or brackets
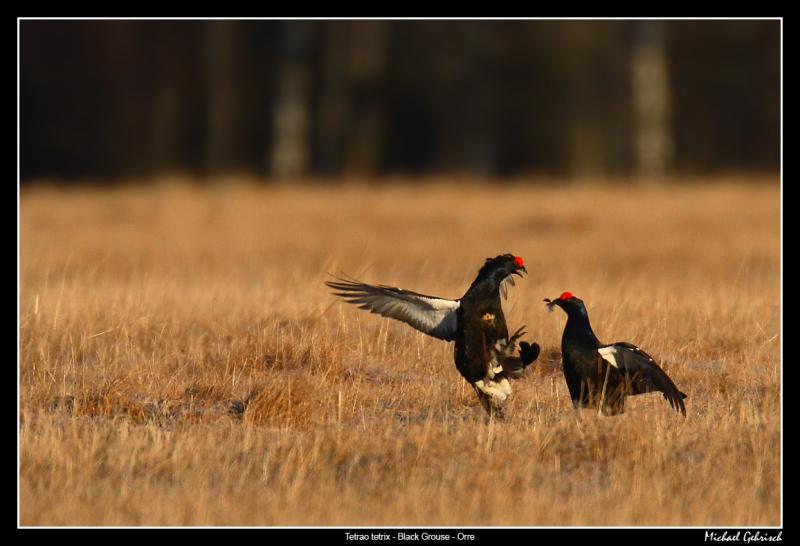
474,378,512,402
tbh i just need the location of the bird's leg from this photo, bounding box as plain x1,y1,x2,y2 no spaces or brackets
473,384,492,413
474,317,513,416
488,404,505,421
473,379,511,419
473,385,505,420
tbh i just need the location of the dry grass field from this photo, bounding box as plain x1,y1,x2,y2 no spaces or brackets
19,177,781,527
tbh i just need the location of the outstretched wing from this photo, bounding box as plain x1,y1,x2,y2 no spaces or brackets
326,275,460,341
598,342,687,415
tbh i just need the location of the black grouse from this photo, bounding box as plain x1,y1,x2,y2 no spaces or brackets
326,254,540,416
545,292,687,416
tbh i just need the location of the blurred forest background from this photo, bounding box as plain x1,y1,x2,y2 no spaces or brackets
20,19,779,182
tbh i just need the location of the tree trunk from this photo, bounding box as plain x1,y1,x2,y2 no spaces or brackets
631,21,674,181
269,21,313,180
204,21,246,176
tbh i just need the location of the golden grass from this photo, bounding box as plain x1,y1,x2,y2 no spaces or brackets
19,177,781,526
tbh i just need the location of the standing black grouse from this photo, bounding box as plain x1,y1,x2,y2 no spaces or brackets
545,292,687,416
326,255,540,416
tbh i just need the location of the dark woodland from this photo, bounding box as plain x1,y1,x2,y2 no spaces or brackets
20,20,779,181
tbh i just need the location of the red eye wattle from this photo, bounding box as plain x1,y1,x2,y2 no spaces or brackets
560,291,573,300
514,256,524,268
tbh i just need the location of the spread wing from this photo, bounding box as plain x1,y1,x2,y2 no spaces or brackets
326,275,460,341
599,342,687,415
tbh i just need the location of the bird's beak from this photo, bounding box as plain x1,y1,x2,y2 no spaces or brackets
514,266,528,277
543,297,561,311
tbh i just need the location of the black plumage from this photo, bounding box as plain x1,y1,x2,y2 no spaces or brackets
327,254,540,416
545,292,687,416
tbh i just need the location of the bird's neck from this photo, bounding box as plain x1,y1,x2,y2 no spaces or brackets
563,311,600,346
466,268,507,296
463,276,502,303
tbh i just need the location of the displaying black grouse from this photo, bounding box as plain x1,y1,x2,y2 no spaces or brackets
326,254,540,416
545,292,687,416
